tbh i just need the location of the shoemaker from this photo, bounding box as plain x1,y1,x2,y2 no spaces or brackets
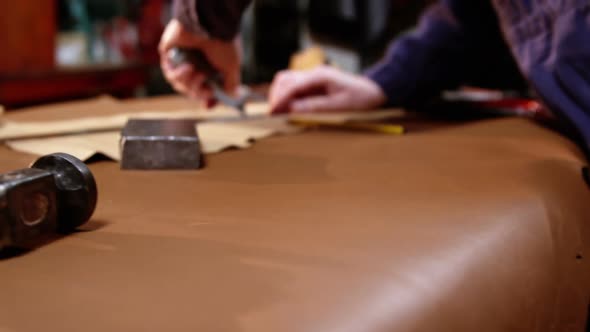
159,0,590,155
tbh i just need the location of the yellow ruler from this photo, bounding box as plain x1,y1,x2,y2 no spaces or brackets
288,118,405,135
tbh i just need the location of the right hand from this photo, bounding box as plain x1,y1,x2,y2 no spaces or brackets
159,19,241,103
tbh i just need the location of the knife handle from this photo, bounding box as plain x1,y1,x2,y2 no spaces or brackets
168,47,224,85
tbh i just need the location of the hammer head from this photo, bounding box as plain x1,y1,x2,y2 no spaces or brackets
0,153,97,251
120,119,204,170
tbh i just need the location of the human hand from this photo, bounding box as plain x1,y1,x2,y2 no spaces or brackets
268,66,387,114
159,19,241,103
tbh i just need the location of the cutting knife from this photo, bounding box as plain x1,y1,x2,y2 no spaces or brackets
167,47,251,117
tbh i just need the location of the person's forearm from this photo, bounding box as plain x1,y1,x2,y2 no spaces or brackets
365,0,501,107
173,0,252,40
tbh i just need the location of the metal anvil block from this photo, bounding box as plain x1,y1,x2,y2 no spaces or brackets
120,119,203,170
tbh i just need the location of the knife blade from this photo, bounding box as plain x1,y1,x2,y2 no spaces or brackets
167,47,249,117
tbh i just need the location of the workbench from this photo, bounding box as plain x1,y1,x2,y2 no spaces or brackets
0,96,588,331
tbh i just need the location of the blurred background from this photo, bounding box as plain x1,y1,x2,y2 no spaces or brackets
0,0,432,109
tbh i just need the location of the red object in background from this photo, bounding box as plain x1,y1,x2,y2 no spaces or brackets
443,87,554,121
0,1,56,74
0,64,148,109
477,98,551,119
103,17,141,62
138,0,167,64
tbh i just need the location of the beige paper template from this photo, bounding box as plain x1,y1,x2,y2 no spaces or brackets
2,102,403,161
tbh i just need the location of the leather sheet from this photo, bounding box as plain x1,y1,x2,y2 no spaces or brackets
0,96,587,332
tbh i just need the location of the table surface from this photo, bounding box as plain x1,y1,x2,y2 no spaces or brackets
0,96,588,332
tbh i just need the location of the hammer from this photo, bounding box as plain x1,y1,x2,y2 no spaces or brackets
0,153,97,252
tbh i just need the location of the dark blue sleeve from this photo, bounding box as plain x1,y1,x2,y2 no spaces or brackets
173,0,251,41
365,0,509,107
526,3,590,156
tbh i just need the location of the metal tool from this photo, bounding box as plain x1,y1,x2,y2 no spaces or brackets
440,89,553,121
120,118,203,170
0,153,97,251
168,47,250,116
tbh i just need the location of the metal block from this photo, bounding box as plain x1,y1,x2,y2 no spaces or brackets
120,119,203,170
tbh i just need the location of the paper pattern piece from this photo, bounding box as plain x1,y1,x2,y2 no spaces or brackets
5,119,299,161
2,102,403,161
0,102,270,141
6,121,294,161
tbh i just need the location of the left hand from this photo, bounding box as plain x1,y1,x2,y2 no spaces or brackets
268,66,387,114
